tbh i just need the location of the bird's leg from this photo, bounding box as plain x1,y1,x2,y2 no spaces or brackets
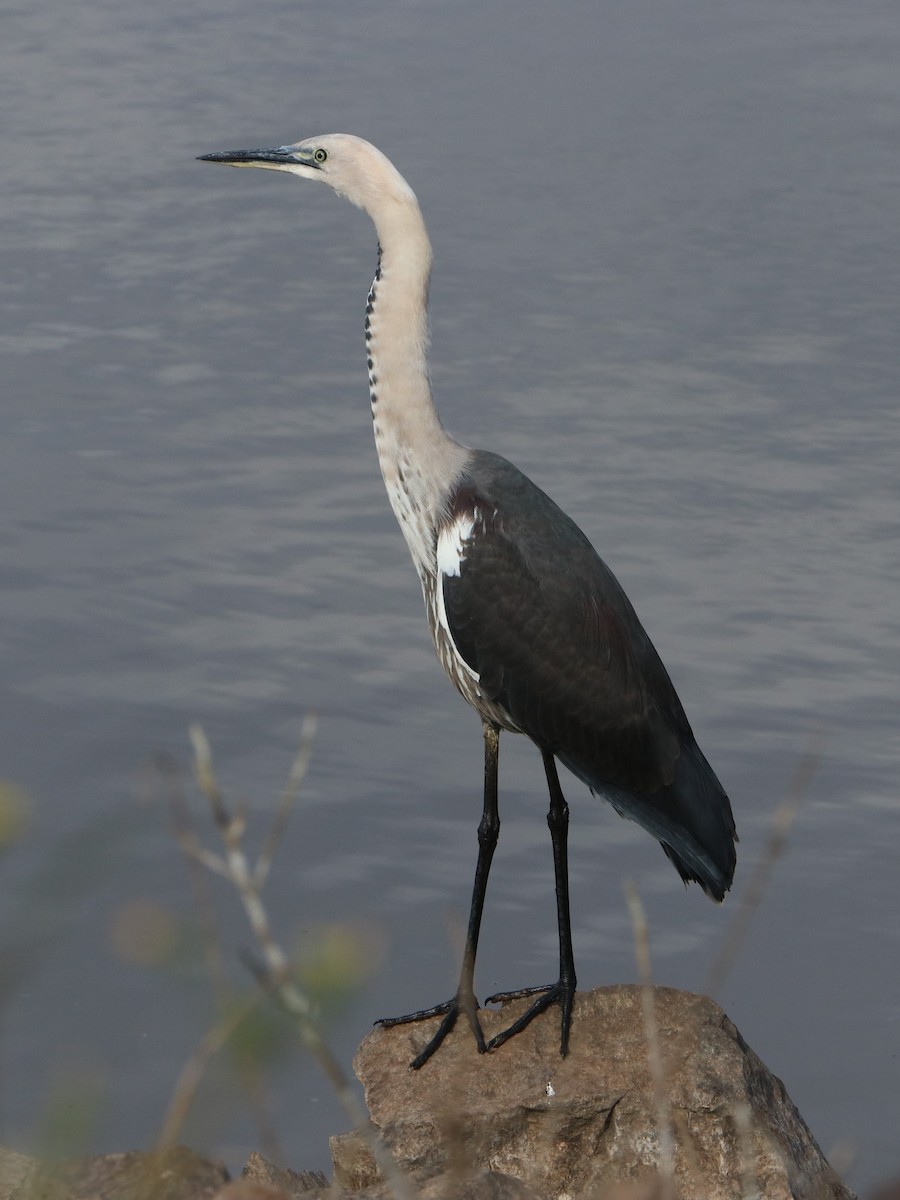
377,721,501,1069
486,750,577,1055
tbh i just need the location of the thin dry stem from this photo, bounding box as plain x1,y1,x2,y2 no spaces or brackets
732,1100,760,1200
162,751,284,1158
705,738,822,997
179,723,415,1200
159,753,230,1002
625,881,676,1199
254,712,318,890
158,993,264,1151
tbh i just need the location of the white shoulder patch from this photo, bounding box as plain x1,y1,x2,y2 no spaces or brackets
434,513,479,683
436,514,475,579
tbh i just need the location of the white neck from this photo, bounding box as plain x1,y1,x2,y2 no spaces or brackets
365,195,468,576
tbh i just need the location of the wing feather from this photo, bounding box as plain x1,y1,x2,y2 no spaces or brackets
437,451,736,898
441,471,682,793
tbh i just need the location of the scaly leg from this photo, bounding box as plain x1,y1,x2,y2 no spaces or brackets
486,750,577,1055
377,720,501,1069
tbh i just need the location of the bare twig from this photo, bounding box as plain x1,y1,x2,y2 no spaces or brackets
158,993,265,1151
161,750,284,1158
254,713,317,890
705,738,822,998
188,725,292,982
158,752,229,1001
625,881,676,1199
177,723,415,1200
732,1100,760,1200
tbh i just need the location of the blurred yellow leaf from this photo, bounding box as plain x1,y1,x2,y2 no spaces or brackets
108,898,181,967
296,922,384,1010
0,781,31,847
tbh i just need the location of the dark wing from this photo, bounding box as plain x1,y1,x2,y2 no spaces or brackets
441,452,736,898
442,457,684,791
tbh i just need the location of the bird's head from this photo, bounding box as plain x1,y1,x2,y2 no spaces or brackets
198,132,418,216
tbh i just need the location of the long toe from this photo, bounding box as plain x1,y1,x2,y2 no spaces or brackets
485,982,557,1004
377,992,486,1069
377,998,457,1027
486,979,575,1055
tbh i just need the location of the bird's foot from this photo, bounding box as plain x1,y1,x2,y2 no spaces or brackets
485,977,576,1056
376,989,486,1070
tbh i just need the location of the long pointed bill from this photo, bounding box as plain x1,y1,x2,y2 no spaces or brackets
197,146,320,171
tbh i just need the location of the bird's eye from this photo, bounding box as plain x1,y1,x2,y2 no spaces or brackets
314,148,328,163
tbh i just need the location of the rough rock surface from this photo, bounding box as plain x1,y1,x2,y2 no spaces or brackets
238,1151,329,1197
2,1145,228,1199
0,1147,34,1198
331,985,855,1200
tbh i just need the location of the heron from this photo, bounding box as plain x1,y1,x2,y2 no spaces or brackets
198,134,737,1069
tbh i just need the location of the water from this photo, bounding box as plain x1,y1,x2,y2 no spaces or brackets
2,0,898,1191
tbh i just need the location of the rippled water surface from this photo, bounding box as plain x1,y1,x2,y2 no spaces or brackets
2,0,898,1191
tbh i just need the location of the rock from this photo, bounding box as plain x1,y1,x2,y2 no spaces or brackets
418,1168,543,1200
13,1145,229,1199
0,1146,35,1199
215,1184,294,1200
330,1128,381,1194
331,985,855,1200
238,1151,329,1197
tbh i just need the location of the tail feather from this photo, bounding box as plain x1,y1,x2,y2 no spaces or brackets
659,738,737,901
560,737,737,901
